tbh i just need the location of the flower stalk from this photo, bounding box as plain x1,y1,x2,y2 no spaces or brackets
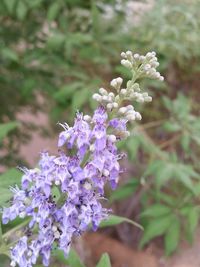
1,51,163,267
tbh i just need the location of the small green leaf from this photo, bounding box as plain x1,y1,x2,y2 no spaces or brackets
180,133,190,152
3,0,16,13
164,218,180,255
16,0,28,20
1,48,19,62
47,2,61,21
53,249,86,267
47,33,65,50
163,121,181,132
140,204,171,218
99,215,143,230
109,179,139,203
0,122,18,141
140,215,173,248
188,206,200,238
72,88,90,112
96,253,111,267
54,82,83,103
0,168,22,205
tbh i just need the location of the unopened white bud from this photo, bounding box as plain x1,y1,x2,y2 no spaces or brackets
99,87,107,95
27,250,32,257
126,114,136,121
121,52,126,58
54,231,60,239
159,76,164,81
83,182,92,190
126,105,134,110
126,51,133,62
107,103,113,110
139,55,145,62
19,212,26,218
144,64,151,71
137,97,145,103
90,144,95,152
133,53,140,59
113,102,118,108
142,92,148,97
145,96,152,102
154,72,160,79
116,77,123,86
120,89,127,95
121,59,132,69
103,169,109,176
84,115,91,122
52,225,57,232
108,134,117,143
102,95,109,101
126,50,132,57
11,261,16,267
55,180,60,185
151,61,159,68
110,79,118,88
146,52,152,58
92,93,102,102
118,107,127,114
135,112,142,120
108,92,115,99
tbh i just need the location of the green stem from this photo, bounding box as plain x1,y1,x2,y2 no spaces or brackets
3,219,30,240
0,221,3,245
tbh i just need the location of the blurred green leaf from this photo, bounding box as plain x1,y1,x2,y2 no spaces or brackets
3,0,16,13
140,204,171,218
109,179,139,203
188,206,200,241
164,217,180,255
140,215,173,248
1,48,19,62
47,2,61,21
0,122,19,142
53,249,86,267
47,33,65,50
0,168,22,205
100,215,143,230
96,253,111,267
16,0,28,20
72,88,90,112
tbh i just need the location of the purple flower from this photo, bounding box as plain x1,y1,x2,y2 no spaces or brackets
2,105,125,267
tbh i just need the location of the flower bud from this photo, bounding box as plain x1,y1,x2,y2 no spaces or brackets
107,103,113,110
103,169,109,176
121,59,132,69
92,93,102,102
120,89,127,95
108,134,117,143
99,87,107,95
118,107,127,114
84,115,91,122
135,112,142,120
113,102,118,108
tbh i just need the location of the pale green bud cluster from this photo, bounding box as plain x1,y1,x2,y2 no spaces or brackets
92,50,164,124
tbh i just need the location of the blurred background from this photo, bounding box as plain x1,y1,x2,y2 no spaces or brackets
1,0,200,266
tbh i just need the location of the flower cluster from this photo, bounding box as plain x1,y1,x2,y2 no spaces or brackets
2,51,163,267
